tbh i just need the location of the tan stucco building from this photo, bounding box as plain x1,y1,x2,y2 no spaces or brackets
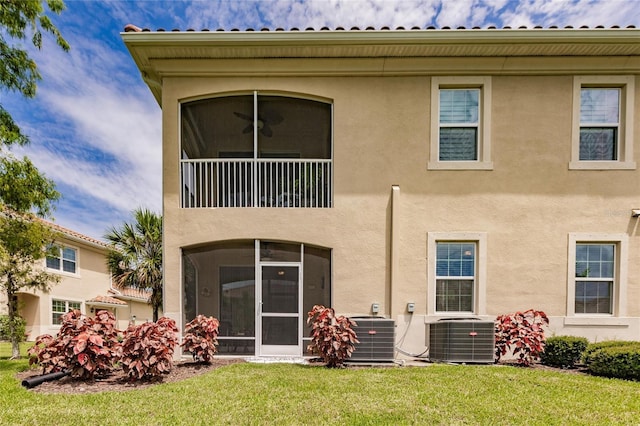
123,26,640,359
1,222,153,338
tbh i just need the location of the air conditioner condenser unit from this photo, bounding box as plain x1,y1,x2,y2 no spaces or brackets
348,317,395,363
428,319,495,363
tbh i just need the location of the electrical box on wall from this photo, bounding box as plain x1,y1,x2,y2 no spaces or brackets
371,303,380,314
407,302,415,313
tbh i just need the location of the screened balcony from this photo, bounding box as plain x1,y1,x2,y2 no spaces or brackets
181,93,332,208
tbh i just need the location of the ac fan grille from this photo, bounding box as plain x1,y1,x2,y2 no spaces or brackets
349,318,395,362
429,320,495,363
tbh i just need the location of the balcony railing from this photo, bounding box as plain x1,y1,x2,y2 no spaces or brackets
181,159,332,208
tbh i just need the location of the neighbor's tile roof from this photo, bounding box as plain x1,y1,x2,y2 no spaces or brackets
124,24,636,32
86,295,128,306
40,219,109,249
109,287,151,301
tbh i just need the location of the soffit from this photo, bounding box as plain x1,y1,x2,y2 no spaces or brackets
121,29,640,104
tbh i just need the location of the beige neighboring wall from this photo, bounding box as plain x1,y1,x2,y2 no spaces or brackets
12,224,154,340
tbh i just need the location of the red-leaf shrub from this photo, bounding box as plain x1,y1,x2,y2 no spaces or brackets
28,309,121,379
120,317,179,380
307,305,359,368
180,315,220,363
495,309,549,366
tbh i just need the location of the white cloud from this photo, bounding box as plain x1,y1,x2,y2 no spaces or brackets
17,6,162,240
499,0,640,28
10,0,640,240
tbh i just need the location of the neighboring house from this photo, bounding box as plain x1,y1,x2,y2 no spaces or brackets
122,25,640,359
0,221,154,338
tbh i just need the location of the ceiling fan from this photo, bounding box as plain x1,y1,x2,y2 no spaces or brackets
233,110,283,137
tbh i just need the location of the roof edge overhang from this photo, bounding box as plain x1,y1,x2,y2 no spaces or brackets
86,301,128,309
121,28,640,105
121,28,640,47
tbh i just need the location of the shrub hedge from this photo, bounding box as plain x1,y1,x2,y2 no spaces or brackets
583,341,640,381
0,315,26,342
540,336,589,368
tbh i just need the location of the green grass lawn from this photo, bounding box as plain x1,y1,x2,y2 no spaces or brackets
0,342,30,359
1,356,639,425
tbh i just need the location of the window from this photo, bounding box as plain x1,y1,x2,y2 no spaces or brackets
570,76,635,169
579,89,620,161
439,89,479,161
46,245,77,274
435,242,475,312
575,243,614,314
427,232,487,315
429,77,493,170
52,299,81,325
567,233,629,318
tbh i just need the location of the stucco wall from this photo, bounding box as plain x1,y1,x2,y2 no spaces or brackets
161,70,640,353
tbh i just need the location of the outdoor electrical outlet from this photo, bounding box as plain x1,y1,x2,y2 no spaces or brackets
371,303,380,314
407,302,415,313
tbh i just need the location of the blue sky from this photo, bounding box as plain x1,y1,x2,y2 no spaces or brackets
5,0,640,240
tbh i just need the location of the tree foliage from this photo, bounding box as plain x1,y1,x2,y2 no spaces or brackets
0,0,68,359
105,208,163,321
0,0,69,146
0,209,60,358
0,154,59,216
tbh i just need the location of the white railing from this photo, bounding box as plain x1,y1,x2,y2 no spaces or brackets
181,159,332,208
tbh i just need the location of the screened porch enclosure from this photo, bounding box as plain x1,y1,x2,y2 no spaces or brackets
181,94,333,208
182,241,332,356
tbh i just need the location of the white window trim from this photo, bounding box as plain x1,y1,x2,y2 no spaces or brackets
429,76,493,170
50,297,83,326
567,233,628,318
45,244,80,277
570,75,636,170
427,232,487,316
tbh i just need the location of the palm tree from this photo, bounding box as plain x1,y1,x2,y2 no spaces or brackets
105,208,162,321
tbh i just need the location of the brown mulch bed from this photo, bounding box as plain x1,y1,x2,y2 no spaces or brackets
16,358,244,394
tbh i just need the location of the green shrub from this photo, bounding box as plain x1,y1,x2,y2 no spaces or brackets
540,336,589,368
0,315,26,342
582,341,640,365
583,341,640,381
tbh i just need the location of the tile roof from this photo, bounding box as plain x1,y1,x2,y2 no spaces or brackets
86,295,128,306
124,24,637,32
109,287,151,302
40,219,109,249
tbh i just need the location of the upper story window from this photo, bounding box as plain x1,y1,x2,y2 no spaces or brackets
429,77,493,170
46,245,77,275
579,88,620,161
439,89,479,161
570,76,636,170
181,92,333,208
